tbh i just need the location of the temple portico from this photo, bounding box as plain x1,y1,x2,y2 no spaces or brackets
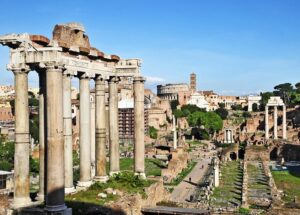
224,127,234,144
265,96,286,140
0,23,145,214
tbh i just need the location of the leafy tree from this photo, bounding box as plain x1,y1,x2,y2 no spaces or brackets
30,114,39,142
29,98,39,107
296,82,300,93
231,104,243,111
218,103,225,109
148,126,158,139
187,111,222,134
170,100,179,110
215,108,228,120
173,109,184,118
181,104,204,113
242,111,251,118
252,103,258,112
273,83,293,104
30,157,39,174
0,141,14,171
182,109,191,117
260,92,273,106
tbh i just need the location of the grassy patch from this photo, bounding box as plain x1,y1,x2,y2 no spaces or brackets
165,161,197,186
272,171,300,204
66,172,154,214
105,158,163,176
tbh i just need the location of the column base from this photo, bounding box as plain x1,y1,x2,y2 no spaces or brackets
94,175,109,183
77,180,93,190
109,171,120,176
135,172,146,179
36,192,45,202
65,186,76,195
45,204,72,214
11,197,32,209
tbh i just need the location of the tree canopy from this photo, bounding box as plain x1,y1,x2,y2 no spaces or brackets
215,108,228,120
187,111,223,134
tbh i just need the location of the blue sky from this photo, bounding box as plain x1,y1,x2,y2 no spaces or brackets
0,0,300,95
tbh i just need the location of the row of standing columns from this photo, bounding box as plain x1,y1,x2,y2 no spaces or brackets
11,64,146,212
265,105,287,140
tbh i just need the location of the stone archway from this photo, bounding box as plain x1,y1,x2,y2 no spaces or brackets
230,152,237,160
270,147,278,161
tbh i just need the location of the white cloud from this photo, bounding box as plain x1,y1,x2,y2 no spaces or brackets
145,76,165,84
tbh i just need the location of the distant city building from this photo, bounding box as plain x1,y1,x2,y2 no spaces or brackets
118,99,149,142
187,92,209,111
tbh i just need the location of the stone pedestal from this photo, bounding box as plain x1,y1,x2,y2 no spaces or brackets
133,76,145,177
63,73,75,194
109,77,120,175
78,75,92,188
11,67,31,208
44,64,67,213
94,76,108,182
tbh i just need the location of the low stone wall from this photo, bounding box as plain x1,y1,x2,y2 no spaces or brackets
107,179,170,215
161,149,189,183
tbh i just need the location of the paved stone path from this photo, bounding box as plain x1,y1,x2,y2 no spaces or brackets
170,141,216,203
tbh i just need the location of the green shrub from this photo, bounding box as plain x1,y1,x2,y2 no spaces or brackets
149,126,158,139
239,207,251,214
0,160,13,171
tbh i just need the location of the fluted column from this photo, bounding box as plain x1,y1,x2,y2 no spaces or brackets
265,106,269,140
90,94,96,178
134,76,146,178
78,75,92,188
63,73,75,194
44,63,68,213
94,76,108,182
283,105,287,139
11,66,31,208
109,76,119,175
274,106,278,139
37,71,46,201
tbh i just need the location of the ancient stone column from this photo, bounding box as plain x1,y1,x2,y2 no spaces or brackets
90,94,96,178
78,75,92,188
134,76,146,178
109,76,120,175
283,105,287,139
265,106,269,140
172,115,177,149
274,106,278,139
11,66,31,208
37,71,46,201
94,76,108,182
44,64,68,213
63,73,75,194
